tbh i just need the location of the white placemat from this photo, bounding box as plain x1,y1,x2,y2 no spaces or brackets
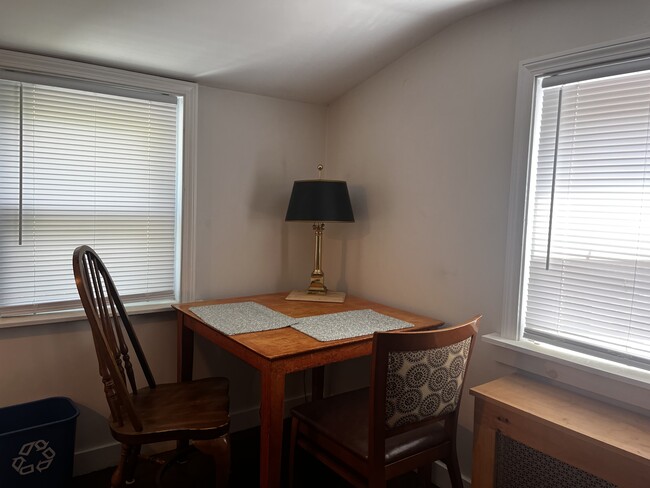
292,309,413,342
189,302,298,335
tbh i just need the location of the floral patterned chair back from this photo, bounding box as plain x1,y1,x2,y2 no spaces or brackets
368,316,481,471
384,333,473,429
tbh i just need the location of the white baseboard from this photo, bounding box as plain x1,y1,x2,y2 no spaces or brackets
72,394,306,476
73,442,122,477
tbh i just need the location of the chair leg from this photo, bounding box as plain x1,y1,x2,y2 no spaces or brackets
368,463,386,488
418,463,432,487
112,444,139,488
368,471,386,488
194,434,231,488
446,450,464,488
124,444,141,484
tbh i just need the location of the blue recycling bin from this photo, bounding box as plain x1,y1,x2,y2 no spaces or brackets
0,397,79,488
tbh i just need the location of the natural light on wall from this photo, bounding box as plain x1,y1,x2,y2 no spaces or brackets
522,66,650,367
0,76,182,318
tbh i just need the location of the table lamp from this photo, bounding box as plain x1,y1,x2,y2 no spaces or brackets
285,165,354,302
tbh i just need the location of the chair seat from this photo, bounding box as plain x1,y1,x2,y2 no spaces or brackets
110,377,230,443
292,388,449,465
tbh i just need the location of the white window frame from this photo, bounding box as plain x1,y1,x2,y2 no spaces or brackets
487,35,650,413
0,49,197,328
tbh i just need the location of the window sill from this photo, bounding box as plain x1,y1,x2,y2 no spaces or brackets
482,333,650,415
0,302,176,329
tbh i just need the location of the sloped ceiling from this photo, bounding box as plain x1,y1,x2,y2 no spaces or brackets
0,0,511,103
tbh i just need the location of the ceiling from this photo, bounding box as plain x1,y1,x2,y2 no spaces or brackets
0,0,510,104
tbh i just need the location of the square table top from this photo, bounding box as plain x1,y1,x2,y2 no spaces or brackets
173,292,444,361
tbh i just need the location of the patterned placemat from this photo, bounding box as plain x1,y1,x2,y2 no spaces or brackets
189,302,298,335
292,309,413,342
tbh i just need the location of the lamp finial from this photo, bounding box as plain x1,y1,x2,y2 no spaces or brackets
317,164,323,178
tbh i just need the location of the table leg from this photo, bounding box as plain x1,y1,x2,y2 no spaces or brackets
259,365,286,488
177,311,194,382
311,366,324,401
176,312,195,452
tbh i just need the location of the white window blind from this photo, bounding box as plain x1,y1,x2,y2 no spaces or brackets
522,67,650,367
0,77,181,317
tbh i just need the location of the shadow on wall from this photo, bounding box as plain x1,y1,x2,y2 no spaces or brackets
0,318,88,340
72,402,120,476
250,159,313,291
192,332,310,433
249,158,292,221
329,184,368,293
73,402,114,447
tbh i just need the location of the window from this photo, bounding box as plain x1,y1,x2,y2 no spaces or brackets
502,39,650,372
522,66,650,368
0,51,197,324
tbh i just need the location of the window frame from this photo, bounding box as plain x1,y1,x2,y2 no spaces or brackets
490,35,650,412
0,49,197,328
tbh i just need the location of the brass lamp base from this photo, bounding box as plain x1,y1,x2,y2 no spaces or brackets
285,290,346,303
287,220,348,303
307,269,327,294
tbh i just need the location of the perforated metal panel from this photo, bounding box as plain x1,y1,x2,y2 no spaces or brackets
495,432,617,488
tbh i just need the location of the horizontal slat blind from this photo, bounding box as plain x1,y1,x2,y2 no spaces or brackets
522,69,650,366
0,79,179,316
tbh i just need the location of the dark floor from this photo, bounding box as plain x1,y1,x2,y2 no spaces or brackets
73,420,436,487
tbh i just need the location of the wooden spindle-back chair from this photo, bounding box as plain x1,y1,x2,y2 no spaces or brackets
73,245,230,487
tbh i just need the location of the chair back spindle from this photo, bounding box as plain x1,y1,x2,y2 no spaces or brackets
73,245,156,431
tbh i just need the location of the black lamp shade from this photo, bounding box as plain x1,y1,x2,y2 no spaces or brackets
285,180,354,222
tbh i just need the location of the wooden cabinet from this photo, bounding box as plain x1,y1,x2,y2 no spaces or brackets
470,374,650,488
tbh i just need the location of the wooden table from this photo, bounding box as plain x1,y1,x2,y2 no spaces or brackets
174,292,443,488
470,374,650,488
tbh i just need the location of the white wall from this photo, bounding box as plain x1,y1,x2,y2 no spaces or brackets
0,85,326,475
324,0,650,481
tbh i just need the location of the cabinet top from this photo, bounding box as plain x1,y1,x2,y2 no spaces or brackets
470,373,650,464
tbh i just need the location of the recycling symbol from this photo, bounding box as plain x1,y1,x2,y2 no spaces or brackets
11,440,56,475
